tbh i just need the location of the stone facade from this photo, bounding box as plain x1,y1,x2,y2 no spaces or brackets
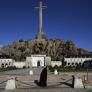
13,62,26,68
26,55,51,67
51,61,62,67
1,55,92,68
65,56,92,67
0,59,14,68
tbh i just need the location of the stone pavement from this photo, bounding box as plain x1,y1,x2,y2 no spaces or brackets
0,74,73,89
0,69,92,91
0,74,92,89
1,88,92,92
0,67,44,75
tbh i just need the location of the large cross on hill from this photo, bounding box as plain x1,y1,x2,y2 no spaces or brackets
35,1,47,40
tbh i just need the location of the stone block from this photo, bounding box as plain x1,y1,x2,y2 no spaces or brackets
29,70,33,75
5,77,16,90
74,75,84,88
54,69,58,75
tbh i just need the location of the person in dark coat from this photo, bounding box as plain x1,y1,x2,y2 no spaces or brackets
34,66,47,87
72,75,75,88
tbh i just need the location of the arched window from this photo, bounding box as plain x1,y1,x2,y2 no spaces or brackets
79,63,81,65
68,63,70,65
1,63,4,68
72,63,74,65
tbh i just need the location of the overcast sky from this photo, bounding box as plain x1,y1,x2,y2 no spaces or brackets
0,0,92,51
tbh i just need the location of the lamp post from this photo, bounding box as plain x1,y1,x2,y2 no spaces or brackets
87,68,88,82
84,61,90,83
86,62,89,83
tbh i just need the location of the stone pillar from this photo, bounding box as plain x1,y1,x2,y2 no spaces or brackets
29,70,33,75
74,75,84,88
5,77,16,90
54,69,58,75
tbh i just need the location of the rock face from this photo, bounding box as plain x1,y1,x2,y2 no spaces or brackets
0,39,91,61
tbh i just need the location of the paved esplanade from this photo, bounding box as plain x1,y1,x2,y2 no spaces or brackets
1,67,44,75
0,69,92,91
1,88,92,92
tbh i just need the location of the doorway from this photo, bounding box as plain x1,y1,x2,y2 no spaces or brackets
37,61,40,67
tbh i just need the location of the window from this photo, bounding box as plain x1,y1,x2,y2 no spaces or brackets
68,63,70,65
1,63,4,68
72,63,74,65
37,60,41,67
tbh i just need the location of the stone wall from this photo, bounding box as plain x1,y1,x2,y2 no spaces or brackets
0,59,14,68
65,57,92,67
13,62,26,68
51,61,62,67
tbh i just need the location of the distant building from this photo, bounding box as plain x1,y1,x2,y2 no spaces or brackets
0,59,14,68
0,54,62,68
26,55,51,67
64,55,92,67
0,54,14,68
1,54,92,68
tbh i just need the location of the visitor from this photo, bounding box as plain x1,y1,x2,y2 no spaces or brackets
34,66,47,87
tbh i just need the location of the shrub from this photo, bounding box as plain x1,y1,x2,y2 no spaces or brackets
0,66,17,72
47,65,54,72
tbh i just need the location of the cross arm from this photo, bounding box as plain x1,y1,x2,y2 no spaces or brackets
35,6,47,9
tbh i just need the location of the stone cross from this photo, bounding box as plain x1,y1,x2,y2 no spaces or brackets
35,1,47,33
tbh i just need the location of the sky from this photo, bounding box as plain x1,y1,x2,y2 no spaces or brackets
0,0,92,51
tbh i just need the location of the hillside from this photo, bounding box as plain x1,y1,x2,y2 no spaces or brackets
0,39,91,61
